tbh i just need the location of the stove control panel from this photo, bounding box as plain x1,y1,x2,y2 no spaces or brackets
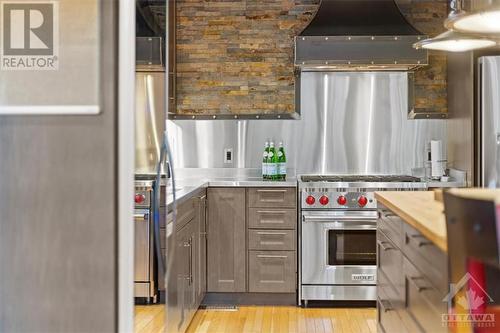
301,190,376,209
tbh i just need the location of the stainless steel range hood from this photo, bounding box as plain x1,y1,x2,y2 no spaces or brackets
295,0,428,71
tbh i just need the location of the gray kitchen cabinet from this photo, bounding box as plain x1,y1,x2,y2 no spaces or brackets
180,220,197,331
195,193,207,305
247,187,297,294
248,251,296,293
377,203,448,333
167,189,207,333
207,188,246,292
161,196,197,292
167,215,195,333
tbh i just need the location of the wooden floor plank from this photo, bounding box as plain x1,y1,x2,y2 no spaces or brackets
253,306,264,333
261,306,272,333
134,305,376,333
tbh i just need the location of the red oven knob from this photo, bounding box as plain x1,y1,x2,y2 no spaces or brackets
319,196,329,205
337,195,347,206
305,195,316,205
358,195,368,207
135,194,146,204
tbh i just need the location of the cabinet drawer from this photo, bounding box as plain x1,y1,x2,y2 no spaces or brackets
248,229,295,251
248,208,296,229
377,231,404,297
248,251,296,293
378,286,406,333
247,188,296,208
403,257,447,333
402,223,448,293
378,207,403,249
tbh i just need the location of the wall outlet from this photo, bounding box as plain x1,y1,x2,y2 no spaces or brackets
224,148,233,164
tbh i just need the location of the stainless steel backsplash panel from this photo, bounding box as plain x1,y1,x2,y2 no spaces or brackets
168,72,446,175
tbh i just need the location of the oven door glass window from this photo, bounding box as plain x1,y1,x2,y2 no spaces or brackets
327,230,376,266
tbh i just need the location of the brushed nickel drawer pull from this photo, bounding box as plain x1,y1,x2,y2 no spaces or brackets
257,210,286,214
377,240,394,251
188,237,193,285
257,232,287,236
410,234,433,247
257,254,288,259
257,189,288,193
409,276,429,292
380,300,394,312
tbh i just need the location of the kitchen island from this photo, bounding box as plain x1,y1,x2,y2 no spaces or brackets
374,191,449,333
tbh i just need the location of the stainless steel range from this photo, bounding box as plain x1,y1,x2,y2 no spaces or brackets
299,175,426,305
134,175,167,304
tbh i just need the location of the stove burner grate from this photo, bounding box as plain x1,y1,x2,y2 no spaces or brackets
300,175,421,183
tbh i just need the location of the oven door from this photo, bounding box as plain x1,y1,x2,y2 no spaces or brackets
301,210,377,285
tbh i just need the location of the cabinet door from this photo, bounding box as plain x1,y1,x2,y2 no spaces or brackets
167,222,190,333
185,222,197,325
207,188,246,292
248,251,296,293
176,220,197,333
197,194,207,303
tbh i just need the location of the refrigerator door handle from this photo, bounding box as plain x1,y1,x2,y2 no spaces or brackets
153,131,177,278
479,59,485,187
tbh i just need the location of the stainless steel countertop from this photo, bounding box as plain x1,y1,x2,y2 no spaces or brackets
166,177,298,210
426,180,467,188
167,181,208,210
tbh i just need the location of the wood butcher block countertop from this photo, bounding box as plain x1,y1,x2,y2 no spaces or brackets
375,191,448,253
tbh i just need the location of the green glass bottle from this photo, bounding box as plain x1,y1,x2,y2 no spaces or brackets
268,142,278,181
277,141,287,181
262,142,269,180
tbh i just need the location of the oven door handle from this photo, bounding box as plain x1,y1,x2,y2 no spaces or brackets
302,219,377,230
302,211,378,222
302,215,377,222
324,226,377,231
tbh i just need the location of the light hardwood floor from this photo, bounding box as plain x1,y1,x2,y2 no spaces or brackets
135,305,377,333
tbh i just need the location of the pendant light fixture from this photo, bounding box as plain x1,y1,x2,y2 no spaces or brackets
414,30,496,52
445,0,500,34
413,0,498,52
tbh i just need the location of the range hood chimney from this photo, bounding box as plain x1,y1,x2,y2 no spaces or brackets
295,0,428,71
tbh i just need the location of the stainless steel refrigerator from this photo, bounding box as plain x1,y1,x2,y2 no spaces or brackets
478,56,500,188
447,51,500,187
